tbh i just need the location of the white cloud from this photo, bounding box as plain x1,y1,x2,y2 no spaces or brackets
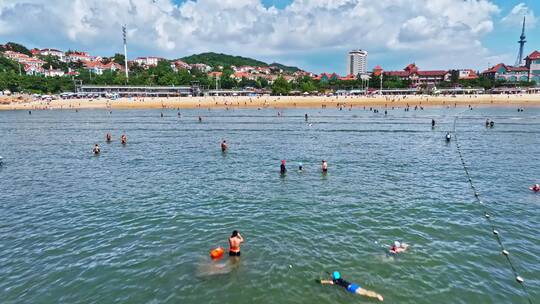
0,0,503,71
501,3,537,28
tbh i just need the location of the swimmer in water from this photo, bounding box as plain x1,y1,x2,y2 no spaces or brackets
490,121,494,128
431,119,436,127
198,116,202,122
446,132,451,142
485,119,490,127
530,184,540,192
93,144,101,154
280,160,287,174
228,230,244,257
389,241,408,254
221,140,228,152
322,160,328,173
319,271,383,301
106,133,112,142
121,134,127,145
298,163,303,171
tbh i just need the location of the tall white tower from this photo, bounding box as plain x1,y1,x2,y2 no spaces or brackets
347,50,368,76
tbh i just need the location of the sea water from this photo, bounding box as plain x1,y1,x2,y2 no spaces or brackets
0,106,539,303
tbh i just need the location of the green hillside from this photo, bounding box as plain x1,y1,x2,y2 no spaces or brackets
181,52,267,68
181,52,301,72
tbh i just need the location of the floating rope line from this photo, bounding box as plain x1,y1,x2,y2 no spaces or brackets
453,115,533,304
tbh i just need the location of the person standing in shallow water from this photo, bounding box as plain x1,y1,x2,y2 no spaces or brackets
228,230,244,257
280,160,287,174
221,140,228,152
121,134,127,145
431,119,436,127
93,144,101,154
106,133,112,143
322,160,328,173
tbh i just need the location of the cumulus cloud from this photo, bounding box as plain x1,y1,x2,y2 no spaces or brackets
501,3,537,28
0,0,503,70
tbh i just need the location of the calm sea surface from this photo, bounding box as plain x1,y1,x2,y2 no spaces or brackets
1,106,539,303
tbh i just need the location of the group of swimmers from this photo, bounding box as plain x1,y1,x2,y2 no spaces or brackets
92,133,127,154
485,119,495,128
279,159,328,174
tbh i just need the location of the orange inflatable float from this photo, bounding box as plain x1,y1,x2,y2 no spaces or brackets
210,247,224,259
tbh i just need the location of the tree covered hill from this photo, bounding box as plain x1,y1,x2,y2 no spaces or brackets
181,52,300,72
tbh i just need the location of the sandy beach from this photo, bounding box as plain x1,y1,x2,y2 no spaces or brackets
2,94,540,110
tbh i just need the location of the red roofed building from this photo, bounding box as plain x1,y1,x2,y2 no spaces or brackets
372,65,383,77
525,50,540,85
378,63,450,87
208,71,223,78
231,71,255,80
84,61,122,75
67,51,93,62
339,74,357,81
482,63,529,82
457,69,479,80
312,73,339,82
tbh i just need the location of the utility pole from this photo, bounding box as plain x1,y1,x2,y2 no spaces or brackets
380,73,383,94
123,25,129,83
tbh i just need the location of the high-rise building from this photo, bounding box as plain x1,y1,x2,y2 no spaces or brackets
347,50,368,76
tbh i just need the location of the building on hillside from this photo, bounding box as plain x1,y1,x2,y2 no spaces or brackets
347,50,368,76
172,60,191,72
482,63,529,82
84,61,122,75
40,48,65,62
378,64,450,87
208,71,223,78
231,72,256,81
30,48,41,56
44,66,65,77
457,69,479,80
190,63,212,73
525,50,540,85
256,66,271,74
24,65,44,76
67,51,93,62
134,56,164,67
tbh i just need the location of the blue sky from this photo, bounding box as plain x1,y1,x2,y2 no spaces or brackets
0,0,538,74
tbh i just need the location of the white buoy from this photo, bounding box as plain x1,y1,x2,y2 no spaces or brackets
516,276,524,283
502,250,509,256
485,214,490,219
289,265,292,268
493,230,499,235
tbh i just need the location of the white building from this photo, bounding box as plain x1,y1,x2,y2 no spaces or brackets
134,57,163,67
347,50,368,76
40,49,66,62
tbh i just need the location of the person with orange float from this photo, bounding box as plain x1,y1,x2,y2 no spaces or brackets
229,230,244,257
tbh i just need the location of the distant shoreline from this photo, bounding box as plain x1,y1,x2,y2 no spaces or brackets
2,94,540,111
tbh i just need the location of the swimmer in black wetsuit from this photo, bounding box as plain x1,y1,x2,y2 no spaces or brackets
280,160,287,174
319,271,383,301
93,144,101,154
